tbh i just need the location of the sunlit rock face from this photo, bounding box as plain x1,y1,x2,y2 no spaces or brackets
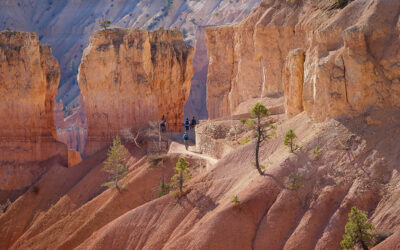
206,0,400,121
79,28,193,156
0,31,67,190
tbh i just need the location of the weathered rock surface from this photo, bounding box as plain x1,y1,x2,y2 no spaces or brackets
206,0,400,121
0,31,67,190
79,28,193,156
54,98,87,154
0,0,262,119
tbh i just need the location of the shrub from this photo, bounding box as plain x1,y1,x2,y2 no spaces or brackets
285,172,303,190
341,206,375,250
231,195,241,205
102,136,129,192
337,0,353,8
0,199,11,214
240,137,251,145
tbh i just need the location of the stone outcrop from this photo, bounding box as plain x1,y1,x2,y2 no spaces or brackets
0,31,67,190
54,98,87,154
79,28,193,156
283,48,305,118
206,0,400,121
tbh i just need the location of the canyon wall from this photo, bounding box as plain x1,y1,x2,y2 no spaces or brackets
0,31,67,190
79,28,193,156
206,0,400,121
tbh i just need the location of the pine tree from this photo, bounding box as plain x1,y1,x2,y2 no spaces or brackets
99,20,111,30
102,136,129,192
341,206,375,250
170,157,191,194
283,129,297,153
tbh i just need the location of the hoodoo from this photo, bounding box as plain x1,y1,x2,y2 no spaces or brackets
0,31,67,190
206,0,400,120
79,28,193,156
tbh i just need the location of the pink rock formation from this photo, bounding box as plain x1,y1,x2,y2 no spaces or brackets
54,97,87,154
206,0,400,121
0,31,67,190
79,28,193,156
283,48,305,118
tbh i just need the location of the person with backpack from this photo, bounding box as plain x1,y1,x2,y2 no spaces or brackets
160,115,166,132
183,132,189,150
191,116,197,130
184,118,190,131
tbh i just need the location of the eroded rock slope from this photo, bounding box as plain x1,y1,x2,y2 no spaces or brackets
206,0,400,120
79,28,193,156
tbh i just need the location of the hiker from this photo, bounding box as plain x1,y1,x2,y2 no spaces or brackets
160,115,166,132
184,117,190,131
191,116,197,130
183,132,189,150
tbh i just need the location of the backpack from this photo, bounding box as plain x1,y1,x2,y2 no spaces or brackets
183,134,189,140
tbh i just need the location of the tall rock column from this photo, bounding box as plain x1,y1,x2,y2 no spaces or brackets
79,28,193,156
0,31,68,190
283,48,305,118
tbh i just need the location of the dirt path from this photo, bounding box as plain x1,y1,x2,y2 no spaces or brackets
167,142,218,166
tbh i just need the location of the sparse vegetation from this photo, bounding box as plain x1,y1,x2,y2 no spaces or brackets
170,157,191,195
231,195,241,205
102,136,129,192
99,20,111,30
242,103,277,175
240,137,251,145
312,145,322,159
283,129,297,153
336,0,353,9
285,172,303,190
157,180,170,197
0,199,11,214
341,206,375,250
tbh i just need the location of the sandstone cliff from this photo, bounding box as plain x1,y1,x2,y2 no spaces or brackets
206,0,400,121
79,28,193,156
0,31,67,190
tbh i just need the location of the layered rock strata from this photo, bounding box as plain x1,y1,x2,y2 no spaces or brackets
79,28,193,156
0,31,67,190
206,0,400,121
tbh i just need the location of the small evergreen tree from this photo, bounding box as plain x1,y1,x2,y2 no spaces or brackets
246,103,276,175
283,129,297,153
341,206,375,250
102,136,129,192
99,20,111,30
170,157,191,194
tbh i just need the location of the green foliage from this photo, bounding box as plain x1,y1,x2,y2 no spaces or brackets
102,136,129,192
0,199,11,214
312,145,321,155
283,129,297,153
341,206,375,250
240,137,251,145
251,103,269,118
99,20,111,30
157,180,170,197
231,195,241,205
170,157,192,194
337,0,352,8
240,118,254,128
285,172,303,190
